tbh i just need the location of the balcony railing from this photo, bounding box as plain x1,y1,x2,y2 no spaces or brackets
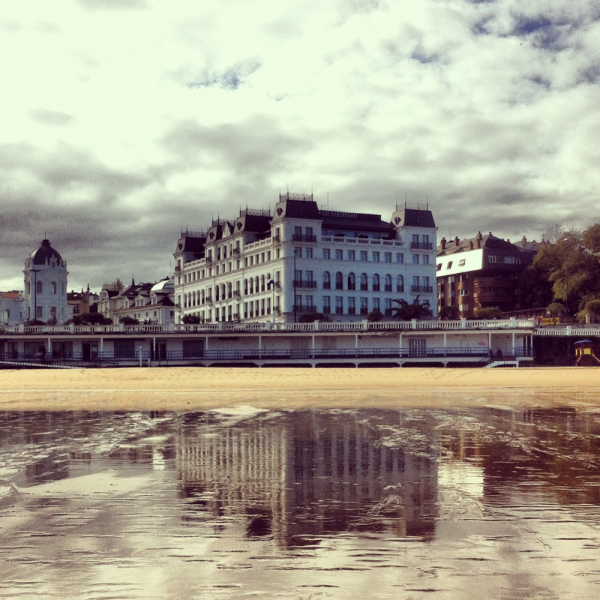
410,242,433,250
411,285,433,293
293,280,317,289
292,234,317,243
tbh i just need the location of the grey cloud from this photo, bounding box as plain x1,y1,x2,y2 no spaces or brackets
161,116,313,178
29,109,75,127
185,59,263,91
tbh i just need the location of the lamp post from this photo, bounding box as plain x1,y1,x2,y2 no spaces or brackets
267,278,276,325
31,269,40,322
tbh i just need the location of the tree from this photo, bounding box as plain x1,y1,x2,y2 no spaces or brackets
182,314,201,324
120,316,139,325
298,312,331,323
578,298,600,323
74,312,112,325
391,296,432,320
546,302,565,317
367,309,384,322
439,305,460,320
473,306,501,320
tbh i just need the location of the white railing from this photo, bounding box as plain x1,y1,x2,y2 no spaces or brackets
244,238,274,252
320,236,404,247
0,318,547,336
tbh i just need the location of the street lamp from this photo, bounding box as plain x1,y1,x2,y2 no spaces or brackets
30,269,40,322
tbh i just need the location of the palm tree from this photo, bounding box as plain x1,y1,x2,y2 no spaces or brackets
391,296,432,320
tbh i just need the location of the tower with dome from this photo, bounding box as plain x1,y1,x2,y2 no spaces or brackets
23,239,72,324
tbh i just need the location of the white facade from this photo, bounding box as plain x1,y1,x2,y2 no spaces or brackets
23,239,72,324
0,292,24,326
174,194,437,324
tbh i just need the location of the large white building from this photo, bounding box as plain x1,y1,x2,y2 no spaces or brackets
173,193,437,324
23,239,72,324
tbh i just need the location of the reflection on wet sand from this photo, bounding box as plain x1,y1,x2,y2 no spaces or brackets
0,404,598,598
177,410,439,546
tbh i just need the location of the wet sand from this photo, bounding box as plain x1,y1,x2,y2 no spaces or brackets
1,366,599,411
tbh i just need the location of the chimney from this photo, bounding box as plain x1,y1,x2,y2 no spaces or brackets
476,231,482,249
469,240,474,250
454,236,460,247
440,237,446,250
522,236,527,247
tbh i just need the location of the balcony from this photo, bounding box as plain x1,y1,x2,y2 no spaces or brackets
411,285,433,294
410,242,433,250
292,234,317,243
384,285,392,292
293,280,317,289
293,305,316,314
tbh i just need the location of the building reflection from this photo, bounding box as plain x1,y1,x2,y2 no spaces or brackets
175,410,439,546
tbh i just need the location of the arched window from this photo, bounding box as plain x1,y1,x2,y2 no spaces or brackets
372,274,380,292
384,274,392,292
221,284,226,299
201,290,205,304
50,281,57,294
255,276,260,293
227,282,232,298
250,278,254,294
397,275,404,292
244,279,248,294
360,273,368,291
261,275,265,292
335,271,343,290
215,286,220,301
36,281,43,294
347,272,356,290
323,271,331,290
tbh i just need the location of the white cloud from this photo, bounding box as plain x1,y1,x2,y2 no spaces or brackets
0,0,599,290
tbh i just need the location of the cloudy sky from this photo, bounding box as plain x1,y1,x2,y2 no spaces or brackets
1,0,599,292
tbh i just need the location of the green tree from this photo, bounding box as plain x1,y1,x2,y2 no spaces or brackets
473,306,501,320
367,309,384,322
120,316,139,325
439,305,460,320
182,314,201,324
391,297,432,320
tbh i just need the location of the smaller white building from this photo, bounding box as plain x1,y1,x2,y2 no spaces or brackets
0,291,24,326
23,239,72,324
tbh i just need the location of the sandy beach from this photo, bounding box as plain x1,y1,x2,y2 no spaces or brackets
0,366,599,411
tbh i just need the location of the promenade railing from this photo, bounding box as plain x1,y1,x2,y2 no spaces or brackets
0,318,538,336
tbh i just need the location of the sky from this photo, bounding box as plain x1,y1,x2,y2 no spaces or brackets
1,0,599,292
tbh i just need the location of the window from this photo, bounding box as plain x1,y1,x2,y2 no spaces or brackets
436,264,442,271
36,306,43,318
323,248,331,260
384,274,392,292
422,235,430,248
348,250,355,261
360,251,368,262
413,275,420,292
447,261,453,269
294,247,302,258
412,254,419,264
305,247,313,259
397,275,404,292
372,252,380,262
360,297,368,315
335,296,343,314
306,227,313,240
423,254,429,265
335,249,343,261
348,297,356,315
348,272,356,290
384,252,392,263
50,282,57,294
323,271,331,289
335,272,344,290
372,274,380,292
384,298,392,316
305,295,314,310
360,273,368,291
396,253,404,264
294,226,302,239
36,281,43,294
294,294,302,310
323,296,331,314
372,298,380,312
